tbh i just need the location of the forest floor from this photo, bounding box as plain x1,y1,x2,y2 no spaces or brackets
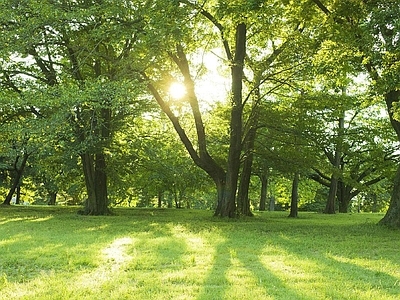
0,206,399,300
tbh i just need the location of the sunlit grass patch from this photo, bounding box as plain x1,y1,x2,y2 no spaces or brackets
0,207,399,299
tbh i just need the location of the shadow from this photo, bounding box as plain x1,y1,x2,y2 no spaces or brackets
270,231,400,299
196,239,231,300
1,208,400,299
191,218,307,300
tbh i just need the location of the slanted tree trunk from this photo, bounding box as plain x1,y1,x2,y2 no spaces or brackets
145,22,247,218
379,90,400,227
3,152,29,205
288,172,300,218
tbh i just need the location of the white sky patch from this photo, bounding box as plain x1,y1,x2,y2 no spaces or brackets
194,49,230,108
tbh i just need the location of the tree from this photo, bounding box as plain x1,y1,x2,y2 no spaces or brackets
311,0,400,227
0,1,147,214
140,0,321,217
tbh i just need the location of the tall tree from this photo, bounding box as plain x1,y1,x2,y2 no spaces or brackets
141,0,319,217
311,0,400,227
0,1,146,214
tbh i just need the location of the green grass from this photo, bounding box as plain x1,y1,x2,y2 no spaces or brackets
0,206,399,300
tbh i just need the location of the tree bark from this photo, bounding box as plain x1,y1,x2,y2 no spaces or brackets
80,152,109,215
79,104,111,215
237,124,257,216
219,23,246,218
337,180,355,213
288,172,299,218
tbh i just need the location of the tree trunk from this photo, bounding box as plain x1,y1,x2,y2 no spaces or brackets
325,115,344,214
379,164,400,227
259,173,268,211
3,153,29,205
337,180,353,213
237,125,257,216
79,104,111,215
48,191,57,205
379,90,400,227
145,23,246,218
237,154,253,216
325,174,338,214
15,185,21,204
288,172,300,218
157,190,163,208
218,23,246,218
80,152,109,215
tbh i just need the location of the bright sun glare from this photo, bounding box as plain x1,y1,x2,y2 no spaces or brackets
169,82,187,99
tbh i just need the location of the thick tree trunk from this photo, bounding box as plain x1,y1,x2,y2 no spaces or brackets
218,23,246,218
80,152,109,215
3,153,29,205
80,104,111,215
213,177,226,216
288,172,299,218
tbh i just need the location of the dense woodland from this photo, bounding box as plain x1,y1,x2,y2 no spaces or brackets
0,0,399,226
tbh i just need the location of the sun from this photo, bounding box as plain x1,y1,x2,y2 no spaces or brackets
169,82,187,99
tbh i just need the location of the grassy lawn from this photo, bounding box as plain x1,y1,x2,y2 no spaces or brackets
0,206,399,300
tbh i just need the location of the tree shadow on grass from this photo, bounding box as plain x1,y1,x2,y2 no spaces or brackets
195,230,307,300
0,212,191,299
271,233,400,299
191,214,400,300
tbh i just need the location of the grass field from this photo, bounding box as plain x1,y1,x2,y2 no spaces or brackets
0,206,399,300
